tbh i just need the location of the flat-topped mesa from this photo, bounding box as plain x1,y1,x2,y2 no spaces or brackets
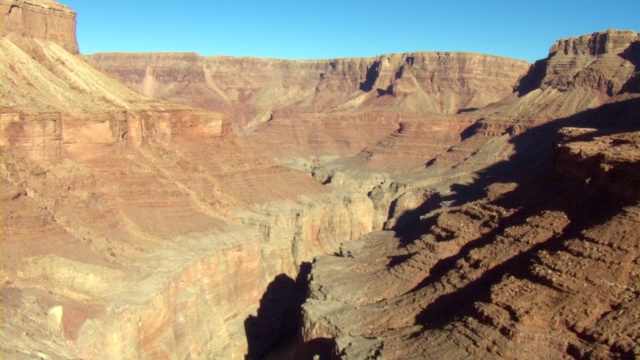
550,29,640,57
541,29,639,95
1,0,79,54
499,30,640,119
89,51,531,131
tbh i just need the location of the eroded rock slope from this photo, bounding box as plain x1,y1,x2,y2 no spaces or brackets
0,1,399,359
299,31,640,359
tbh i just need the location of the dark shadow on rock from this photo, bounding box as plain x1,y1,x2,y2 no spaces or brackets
457,107,479,114
459,119,483,140
359,61,381,92
245,262,312,360
414,188,630,329
395,97,640,338
392,193,443,245
619,41,640,95
295,337,339,360
515,58,549,96
387,252,417,268
397,96,640,244
620,40,640,69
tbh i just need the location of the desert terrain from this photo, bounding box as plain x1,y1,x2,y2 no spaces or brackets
1,0,639,359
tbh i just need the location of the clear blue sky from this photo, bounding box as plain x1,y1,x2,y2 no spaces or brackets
59,0,639,62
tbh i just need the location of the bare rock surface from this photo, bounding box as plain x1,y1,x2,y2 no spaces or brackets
0,2,396,359
1,0,78,53
2,1,640,358
301,126,640,359
88,51,530,161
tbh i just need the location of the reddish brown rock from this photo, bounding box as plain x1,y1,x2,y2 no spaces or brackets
3,1,640,358
88,52,530,162
300,127,640,359
1,0,78,54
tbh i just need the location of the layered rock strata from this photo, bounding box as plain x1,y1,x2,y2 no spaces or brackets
88,51,531,162
300,121,640,360
3,1,640,358
1,0,78,54
0,1,416,359
298,30,640,359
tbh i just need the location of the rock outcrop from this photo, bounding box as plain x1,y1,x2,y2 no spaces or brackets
88,52,530,162
89,52,530,125
1,0,78,54
3,1,640,358
300,104,640,359
298,30,640,359
0,1,407,359
499,29,640,118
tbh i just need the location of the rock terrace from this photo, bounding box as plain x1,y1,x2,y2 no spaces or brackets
2,1,639,359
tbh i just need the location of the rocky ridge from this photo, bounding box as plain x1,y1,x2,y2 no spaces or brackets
299,30,640,359
2,0,640,359
88,51,530,163
0,1,420,359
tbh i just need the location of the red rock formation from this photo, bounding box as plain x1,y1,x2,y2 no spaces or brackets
89,52,530,126
1,0,78,54
88,52,530,161
300,119,640,359
297,30,640,359
3,1,640,358
0,2,383,359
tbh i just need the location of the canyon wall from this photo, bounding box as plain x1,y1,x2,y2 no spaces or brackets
298,31,640,359
0,1,434,358
3,0,640,358
1,0,78,54
88,51,530,161
89,52,530,124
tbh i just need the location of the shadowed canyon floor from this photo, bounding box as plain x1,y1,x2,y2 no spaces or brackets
2,1,640,359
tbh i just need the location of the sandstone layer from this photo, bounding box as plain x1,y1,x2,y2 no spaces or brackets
88,51,530,161
299,30,640,359
3,0,640,358
301,124,640,359
1,0,78,54
0,1,406,359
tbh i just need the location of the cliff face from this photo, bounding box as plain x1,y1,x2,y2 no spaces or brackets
1,0,78,54
298,31,640,359
300,101,640,360
0,1,409,359
499,29,640,118
3,1,640,358
88,52,530,129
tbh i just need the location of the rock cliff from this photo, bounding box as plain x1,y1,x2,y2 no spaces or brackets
301,123,640,359
88,52,530,161
0,1,405,359
2,1,640,358
298,30,640,358
1,0,78,54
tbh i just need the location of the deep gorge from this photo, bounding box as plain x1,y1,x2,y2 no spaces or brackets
2,1,640,359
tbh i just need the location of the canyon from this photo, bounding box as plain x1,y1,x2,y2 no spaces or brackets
1,1,639,359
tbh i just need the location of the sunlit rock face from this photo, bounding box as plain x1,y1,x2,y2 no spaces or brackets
2,0,640,359
1,0,79,54
89,52,530,128
298,31,640,359
88,51,531,163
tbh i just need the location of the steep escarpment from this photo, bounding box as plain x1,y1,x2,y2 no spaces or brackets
299,31,640,359
89,51,530,160
89,52,529,122
495,29,640,118
0,1,409,359
300,98,640,359
1,0,78,53
3,1,640,358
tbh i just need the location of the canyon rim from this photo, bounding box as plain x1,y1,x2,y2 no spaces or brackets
1,0,640,359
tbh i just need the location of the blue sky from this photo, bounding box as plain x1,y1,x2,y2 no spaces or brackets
59,0,639,62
